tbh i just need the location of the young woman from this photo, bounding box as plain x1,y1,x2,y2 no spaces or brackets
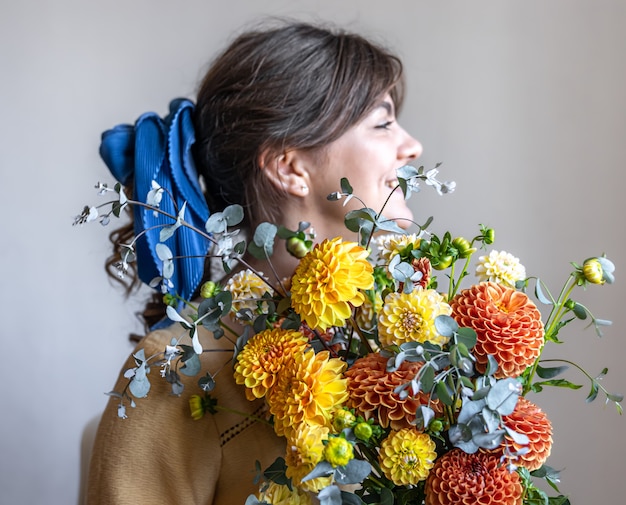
86,21,422,504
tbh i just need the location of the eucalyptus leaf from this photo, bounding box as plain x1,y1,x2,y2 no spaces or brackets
504,425,530,446
334,459,371,485
486,378,521,415
340,491,366,505
223,204,244,226
456,327,477,349
572,302,587,320
180,353,201,376
434,315,458,338
302,461,334,482
318,485,342,505
534,279,553,305
473,430,505,450
340,177,353,194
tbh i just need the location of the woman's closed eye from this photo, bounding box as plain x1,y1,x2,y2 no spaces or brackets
376,120,394,130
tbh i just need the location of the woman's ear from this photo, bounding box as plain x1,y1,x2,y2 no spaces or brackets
259,149,311,197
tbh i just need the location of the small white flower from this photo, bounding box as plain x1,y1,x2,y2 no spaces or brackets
476,250,526,288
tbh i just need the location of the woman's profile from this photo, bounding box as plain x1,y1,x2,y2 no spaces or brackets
86,20,421,504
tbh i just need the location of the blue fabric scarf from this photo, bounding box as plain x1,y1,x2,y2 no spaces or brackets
99,98,211,308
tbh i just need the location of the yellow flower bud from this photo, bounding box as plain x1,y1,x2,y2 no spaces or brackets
333,409,357,432
324,436,354,467
189,395,205,420
582,258,604,284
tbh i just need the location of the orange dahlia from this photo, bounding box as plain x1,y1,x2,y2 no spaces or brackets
266,349,348,437
450,282,544,378
425,449,523,505
290,237,374,331
379,428,437,486
344,353,440,430
501,396,553,471
233,328,309,400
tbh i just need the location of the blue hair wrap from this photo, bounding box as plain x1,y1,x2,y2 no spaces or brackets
99,98,211,307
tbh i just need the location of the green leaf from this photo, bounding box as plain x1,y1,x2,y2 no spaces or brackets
536,364,569,379
456,327,477,350
340,177,353,194
263,457,291,486
534,379,582,391
435,380,454,406
572,302,587,320
380,487,394,505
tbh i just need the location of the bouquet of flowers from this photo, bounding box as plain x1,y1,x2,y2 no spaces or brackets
76,164,621,505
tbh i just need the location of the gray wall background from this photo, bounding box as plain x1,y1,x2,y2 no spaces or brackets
2,1,625,503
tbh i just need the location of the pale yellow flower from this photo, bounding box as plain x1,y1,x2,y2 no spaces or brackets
290,238,374,331
376,233,422,262
285,423,333,493
354,290,383,331
475,250,526,288
233,328,309,400
379,428,437,486
266,349,348,437
224,268,273,319
378,290,452,347
257,481,313,505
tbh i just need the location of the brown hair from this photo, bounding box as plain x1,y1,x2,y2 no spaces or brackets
193,21,404,229
107,20,405,333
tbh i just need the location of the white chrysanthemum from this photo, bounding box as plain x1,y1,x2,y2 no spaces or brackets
375,233,422,263
475,250,526,288
224,269,273,319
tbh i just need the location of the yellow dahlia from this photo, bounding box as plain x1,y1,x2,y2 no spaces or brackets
379,428,437,486
290,238,374,331
451,282,544,378
376,233,422,262
502,396,553,471
266,349,348,437
233,328,309,400
425,449,523,505
285,423,333,493
344,353,441,430
378,289,452,348
257,482,313,505
475,250,526,288
224,268,273,318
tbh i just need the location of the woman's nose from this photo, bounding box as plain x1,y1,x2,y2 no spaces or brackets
399,129,423,163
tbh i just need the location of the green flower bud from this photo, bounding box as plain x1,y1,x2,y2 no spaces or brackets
354,421,373,441
163,293,178,307
429,419,444,433
200,281,219,299
433,255,454,270
564,299,576,310
286,236,312,259
483,228,495,245
452,237,476,259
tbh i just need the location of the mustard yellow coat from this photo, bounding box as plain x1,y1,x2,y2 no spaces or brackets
86,324,285,504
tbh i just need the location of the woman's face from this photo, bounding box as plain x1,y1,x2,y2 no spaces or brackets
304,94,423,239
